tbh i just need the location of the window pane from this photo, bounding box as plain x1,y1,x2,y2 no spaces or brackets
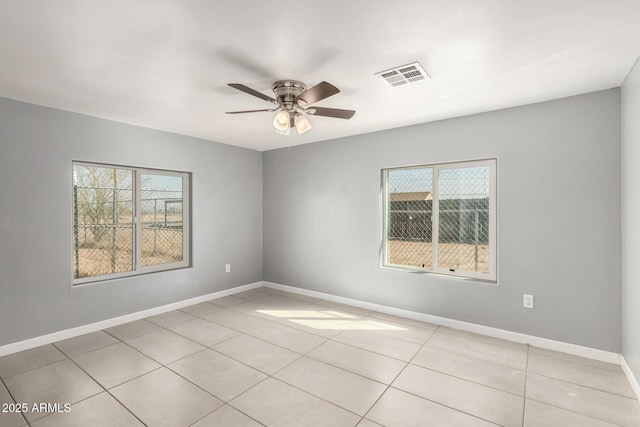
437,166,490,273
386,167,433,269
73,165,133,278
140,173,184,267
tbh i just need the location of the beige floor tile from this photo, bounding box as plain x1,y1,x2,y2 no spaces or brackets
4,360,102,422
366,387,496,427
307,340,406,384
364,319,435,345
0,380,27,427
230,300,302,322
72,343,160,388
524,399,620,427
210,295,250,308
367,311,439,331
266,308,424,343
231,289,272,301
0,345,66,379
437,326,529,351
169,349,266,402
178,302,225,317
145,310,195,327
314,299,374,317
333,330,421,361
412,346,526,395
275,318,344,339
257,286,285,295
54,331,119,358
529,346,624,372
191,404,262,427
528,352,635,398
104,319,160,341
111,368,222,427
275,357,386,416
168,318,240,346
30,392,144,427
269,310,346,339
357,419,383,427
526,373,640,427
230,378,360,427
247,321,327,354
212,333,300,375
125,329,205,365
257,294,319,310
393,364,524,427
426,330,528,369
203,309,268,334
272,291,322,303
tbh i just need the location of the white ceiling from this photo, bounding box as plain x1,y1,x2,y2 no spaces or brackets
1,1,639,151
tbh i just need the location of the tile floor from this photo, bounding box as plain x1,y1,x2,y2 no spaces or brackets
0,286,639,427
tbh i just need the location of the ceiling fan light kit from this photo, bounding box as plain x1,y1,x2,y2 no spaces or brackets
227,80,355,136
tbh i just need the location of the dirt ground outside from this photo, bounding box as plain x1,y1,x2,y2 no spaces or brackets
387,240,489,273
73,225,183,278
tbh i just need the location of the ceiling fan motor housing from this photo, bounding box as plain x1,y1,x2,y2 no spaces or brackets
272,80,307,110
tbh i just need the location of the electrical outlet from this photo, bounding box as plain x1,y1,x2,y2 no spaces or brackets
523,294,534,309
225,264,231,273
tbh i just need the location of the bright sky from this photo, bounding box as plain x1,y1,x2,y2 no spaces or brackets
388,166,489,198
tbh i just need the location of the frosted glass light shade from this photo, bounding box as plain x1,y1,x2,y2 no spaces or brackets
273,110,290,131
294,114,312,134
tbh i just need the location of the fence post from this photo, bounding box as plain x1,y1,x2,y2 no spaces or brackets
112,186,116,272
474,207,479,271
153,199,158,255
74,184,79,278
164,200,168,227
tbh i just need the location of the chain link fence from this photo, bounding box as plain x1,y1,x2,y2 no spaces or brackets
140,189,183,267
73,166,184,279
386,166,490,273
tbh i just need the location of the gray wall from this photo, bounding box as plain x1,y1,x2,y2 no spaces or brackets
622,59,640,379
0,97,263,346
264,89,622,352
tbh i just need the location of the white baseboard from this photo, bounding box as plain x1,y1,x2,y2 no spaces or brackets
263,281,621,365
0,279,623,370
621,356,640,401
0,281,263,358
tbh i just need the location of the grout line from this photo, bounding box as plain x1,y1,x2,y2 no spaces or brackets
388,385,504,427
526,370,640,401
522,344,530,426
0,348,68,381
524,397,628,427
0,376,29,427
64,349,150,427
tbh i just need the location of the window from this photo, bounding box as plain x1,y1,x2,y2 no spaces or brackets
382,159,496,281
72,162,190,284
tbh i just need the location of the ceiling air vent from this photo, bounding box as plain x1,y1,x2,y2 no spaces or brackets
375,62,430,87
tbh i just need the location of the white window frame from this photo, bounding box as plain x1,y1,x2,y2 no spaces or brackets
381,158,497,282
72,161,190,285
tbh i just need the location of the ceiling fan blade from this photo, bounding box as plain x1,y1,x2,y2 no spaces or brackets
228,83,276,104
298,81,340,105
306,107,355,119
226,108,278,114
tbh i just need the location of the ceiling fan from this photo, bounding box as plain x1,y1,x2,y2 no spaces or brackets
226,80,355,135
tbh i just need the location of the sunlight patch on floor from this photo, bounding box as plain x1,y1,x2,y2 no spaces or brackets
255,309,408,330
256,310,358,319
